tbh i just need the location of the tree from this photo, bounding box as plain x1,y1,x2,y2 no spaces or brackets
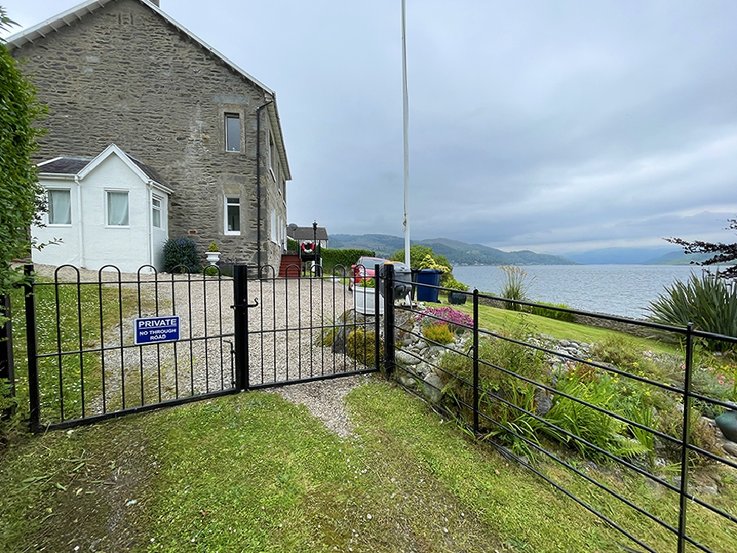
667,218,737,280
0,9,46,295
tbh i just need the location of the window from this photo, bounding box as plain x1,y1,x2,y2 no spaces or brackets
48,189,71,225
225,113,241,152
106,191,129,226
225,197,240,234
152,196,162,229
268,130,274,173
270,209,277,243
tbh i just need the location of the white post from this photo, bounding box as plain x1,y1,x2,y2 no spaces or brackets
401,0,411,267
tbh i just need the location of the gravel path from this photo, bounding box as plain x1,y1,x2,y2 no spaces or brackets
34,265,374,428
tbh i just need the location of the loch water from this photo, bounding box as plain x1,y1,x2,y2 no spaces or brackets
452,265,711,319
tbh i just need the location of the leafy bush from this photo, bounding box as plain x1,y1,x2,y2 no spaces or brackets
422,323,455,345
648,273,737,350
390,245,455,285
543,371,650,461
440,323,546,457
163,237,201,273
346,328,382,367
444,276,469,292
1,39,46,297
321,248,376,276
529,301,575,323
499,266,530,311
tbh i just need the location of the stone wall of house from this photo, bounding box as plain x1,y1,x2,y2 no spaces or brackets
11,0,287,268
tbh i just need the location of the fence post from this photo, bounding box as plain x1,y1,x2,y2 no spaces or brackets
382,263,395,379
374,264,381,372
473,289,480,435
0,294,15,420
233,264,250,391
677,322,694,553
23,264,40,431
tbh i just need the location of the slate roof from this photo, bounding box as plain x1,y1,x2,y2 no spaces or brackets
288,226,329,241
38,150,167,187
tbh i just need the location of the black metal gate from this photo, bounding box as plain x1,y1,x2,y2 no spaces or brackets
23,262,378,430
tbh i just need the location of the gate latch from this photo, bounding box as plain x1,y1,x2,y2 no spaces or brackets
231,299,259,310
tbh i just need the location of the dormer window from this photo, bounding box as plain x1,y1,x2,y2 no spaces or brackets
225,113,241,152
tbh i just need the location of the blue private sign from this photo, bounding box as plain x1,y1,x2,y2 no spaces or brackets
134,315,180,345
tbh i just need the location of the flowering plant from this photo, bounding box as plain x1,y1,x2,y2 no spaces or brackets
416,306,473,333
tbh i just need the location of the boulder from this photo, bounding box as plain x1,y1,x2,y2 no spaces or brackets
423,372,444,404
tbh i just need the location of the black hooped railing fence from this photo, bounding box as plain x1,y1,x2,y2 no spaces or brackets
15,262,378,431
377,263,737,553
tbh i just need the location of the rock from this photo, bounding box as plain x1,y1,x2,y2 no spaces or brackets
397,374,418,389
723,441,737,458
416,340,428,351
534,388,553,417
423,372,444,404
396,350,420,366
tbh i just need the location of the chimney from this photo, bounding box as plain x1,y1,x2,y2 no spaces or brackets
150,0,160,6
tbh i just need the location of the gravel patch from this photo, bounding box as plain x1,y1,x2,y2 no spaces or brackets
276,374,371,437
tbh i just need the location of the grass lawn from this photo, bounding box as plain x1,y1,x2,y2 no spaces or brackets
451,297,678,354
2,379,735,552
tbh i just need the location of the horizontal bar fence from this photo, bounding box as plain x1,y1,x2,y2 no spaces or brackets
377,270,737,553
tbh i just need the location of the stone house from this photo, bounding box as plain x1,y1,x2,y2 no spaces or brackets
7,0,291,270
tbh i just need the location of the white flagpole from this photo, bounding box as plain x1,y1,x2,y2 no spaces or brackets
402,0,411,267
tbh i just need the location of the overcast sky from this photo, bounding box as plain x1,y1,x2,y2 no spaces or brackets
3,1,737,254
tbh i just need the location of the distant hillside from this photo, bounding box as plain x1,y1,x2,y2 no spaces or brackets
565,246,676,265
645,250,714,266
328,234,574,265
562,246,718,265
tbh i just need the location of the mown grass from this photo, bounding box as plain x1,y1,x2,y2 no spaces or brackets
452,298,677,354
1,379,735,552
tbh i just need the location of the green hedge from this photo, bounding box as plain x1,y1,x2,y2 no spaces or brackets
321,248,375,275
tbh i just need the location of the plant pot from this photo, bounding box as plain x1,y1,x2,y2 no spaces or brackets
416,269,442,302
448,291,467,305
354,286,384,315
206,251,221,266
715,410,737,442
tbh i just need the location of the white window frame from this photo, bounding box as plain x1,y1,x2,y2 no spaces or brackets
152,195,163,229
105,189,130,228
224,196,241,235
47,188,72,227
224,113,241,153
270,209,278,244
268,129,276,181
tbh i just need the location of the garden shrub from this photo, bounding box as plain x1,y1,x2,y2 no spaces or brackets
440,322,546,457
422,323,454,345
163,237,201,273
648,273,737,351
529,301,576,323
654,402,722,466
346,328,382,367
321,248,375,276
543,370,650,461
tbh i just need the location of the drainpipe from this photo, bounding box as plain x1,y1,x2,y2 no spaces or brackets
255,99,274,269
75,175,85,267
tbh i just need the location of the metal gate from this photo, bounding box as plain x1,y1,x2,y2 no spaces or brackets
23,262,378,430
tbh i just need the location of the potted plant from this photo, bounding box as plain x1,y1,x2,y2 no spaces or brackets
205,241,221,266
353,278,384,315
446,277,469,305
415,254,450,303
